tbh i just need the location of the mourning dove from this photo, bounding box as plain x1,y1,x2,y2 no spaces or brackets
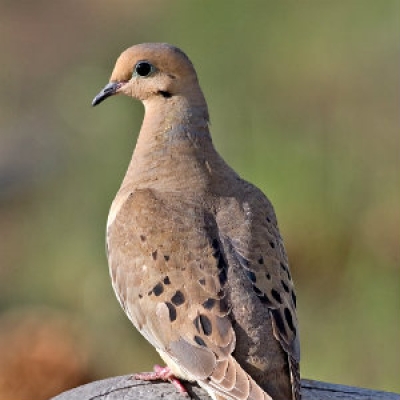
92,43,301,400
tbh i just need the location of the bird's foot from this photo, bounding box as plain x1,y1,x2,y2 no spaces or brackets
134,365,188,395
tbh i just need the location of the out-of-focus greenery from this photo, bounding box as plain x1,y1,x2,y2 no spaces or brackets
0,1,398,396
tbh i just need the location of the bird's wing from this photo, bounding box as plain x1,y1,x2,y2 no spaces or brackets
215,185,301,400
107,188,272,400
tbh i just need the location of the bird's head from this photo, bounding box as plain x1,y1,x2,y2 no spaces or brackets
92,43,202,106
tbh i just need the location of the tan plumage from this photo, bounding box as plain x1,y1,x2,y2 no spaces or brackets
93,43,301,400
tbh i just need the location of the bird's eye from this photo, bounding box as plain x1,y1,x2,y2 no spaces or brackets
134,61,155,77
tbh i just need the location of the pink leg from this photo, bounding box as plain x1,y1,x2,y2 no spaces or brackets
134,364,188,395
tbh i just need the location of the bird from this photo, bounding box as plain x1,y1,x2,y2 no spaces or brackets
92,43,301,400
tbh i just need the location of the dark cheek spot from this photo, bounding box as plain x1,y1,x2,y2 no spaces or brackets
199,278,206,286
158,90,172,98
165,302,177,322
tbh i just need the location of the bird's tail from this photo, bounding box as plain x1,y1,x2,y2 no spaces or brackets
199,355,273,400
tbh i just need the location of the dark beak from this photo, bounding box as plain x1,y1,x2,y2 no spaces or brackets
92,82,121,106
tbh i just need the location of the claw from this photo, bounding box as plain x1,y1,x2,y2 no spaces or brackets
134,365,188,395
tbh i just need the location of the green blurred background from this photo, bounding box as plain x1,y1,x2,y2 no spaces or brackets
0,1,399,399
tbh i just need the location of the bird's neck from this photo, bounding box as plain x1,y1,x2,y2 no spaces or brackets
119,95,231,193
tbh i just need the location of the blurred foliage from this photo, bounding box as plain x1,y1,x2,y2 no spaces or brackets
0,1,399,398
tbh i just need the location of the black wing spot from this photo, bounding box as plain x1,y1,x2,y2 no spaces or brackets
271,289,283,304
164,255,170,261
211,239,221,261
280,262,292,281
269,241,275,249
286,269,292,281
171,290,185,306
284,307,296,334
211,240,228,285
165,302,177,322
236,252,250,268
281,279,289,292
266,216,271,223
253,285,263,296
217,254,227,271
259,293,273,306
201,315,212,335
258,257,264,265
153,283,164,296
218,267,228,285
140,235,146,241
219,299,230,313
266,272,271,280
197,315,212,336
163,276,171,285
291,290,297,308
271,309,287,339
211,238,219,251
246,270,257,283
203,298,216,310
194,335,207,347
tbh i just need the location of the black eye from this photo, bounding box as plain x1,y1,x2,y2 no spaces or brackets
134,61,154,77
